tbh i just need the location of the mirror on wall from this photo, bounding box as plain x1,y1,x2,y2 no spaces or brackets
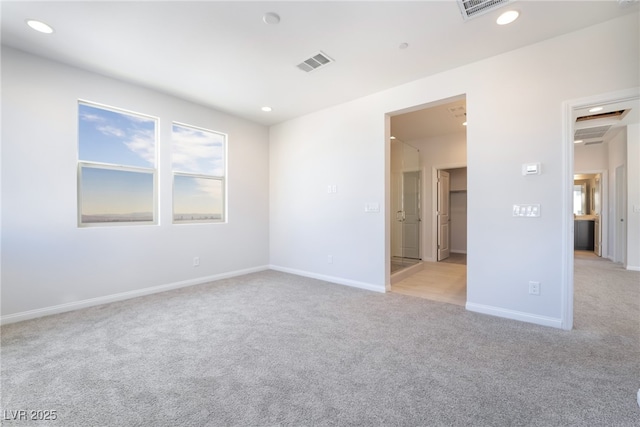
573,181,587,215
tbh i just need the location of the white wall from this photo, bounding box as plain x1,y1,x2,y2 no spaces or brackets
269,102,386,291
575,143,608,171
269,13,639,328
1,47,270,322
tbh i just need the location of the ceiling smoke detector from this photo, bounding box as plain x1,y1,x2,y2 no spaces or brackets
457,0,512,21
296,51,333,73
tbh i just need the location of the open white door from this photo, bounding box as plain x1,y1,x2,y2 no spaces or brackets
437,170,450,261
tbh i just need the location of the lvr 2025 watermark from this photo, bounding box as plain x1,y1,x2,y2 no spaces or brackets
2,409,58,421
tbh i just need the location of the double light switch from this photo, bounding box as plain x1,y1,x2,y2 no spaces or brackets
513,204,541,217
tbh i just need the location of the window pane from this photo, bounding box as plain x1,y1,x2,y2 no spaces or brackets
173,175,223,222
172,124,225,176
79,103,156,168
80,167,154,224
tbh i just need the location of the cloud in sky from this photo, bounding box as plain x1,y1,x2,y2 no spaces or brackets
172,124,224,176
79,103,156,167
124,129,156,165
97,125,125,138
79,112,105,123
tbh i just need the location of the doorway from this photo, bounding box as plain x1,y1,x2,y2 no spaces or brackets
564,88,639,330
572,172,604,257
435,166,467,265
387,95,468,305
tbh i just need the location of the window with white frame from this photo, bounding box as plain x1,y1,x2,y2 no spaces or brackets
171,123,226,223
78,101,157,226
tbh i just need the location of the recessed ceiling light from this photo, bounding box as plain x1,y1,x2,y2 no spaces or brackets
261,106,272,112
574,140,583,144
26,19,54,34
263,12,280,25
390,136,396,140
462,121,467,126
496,10,519,25
588,107,604,113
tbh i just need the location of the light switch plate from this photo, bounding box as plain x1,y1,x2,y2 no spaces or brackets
522,162,541,175
365,203,380,213
513,204,541,217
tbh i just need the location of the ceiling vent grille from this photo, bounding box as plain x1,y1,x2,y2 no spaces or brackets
457,0,512,21
574,125,612,140
296,51,333,73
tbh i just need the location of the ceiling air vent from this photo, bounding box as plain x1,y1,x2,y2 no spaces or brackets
574,125,612,140
296,51,333,73
457,0,512,21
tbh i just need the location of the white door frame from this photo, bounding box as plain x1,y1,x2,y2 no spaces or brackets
561,87,639,331
432,163,466,263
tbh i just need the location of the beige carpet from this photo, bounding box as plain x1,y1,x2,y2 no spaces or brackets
1,258,638,426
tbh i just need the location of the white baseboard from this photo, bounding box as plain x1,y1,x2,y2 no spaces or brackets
450,250,467,254
269,265,385,293
626,265,640,272
466,302,563,329
0,265,270,325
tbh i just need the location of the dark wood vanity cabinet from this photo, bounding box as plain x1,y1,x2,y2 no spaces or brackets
574,220,594,251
